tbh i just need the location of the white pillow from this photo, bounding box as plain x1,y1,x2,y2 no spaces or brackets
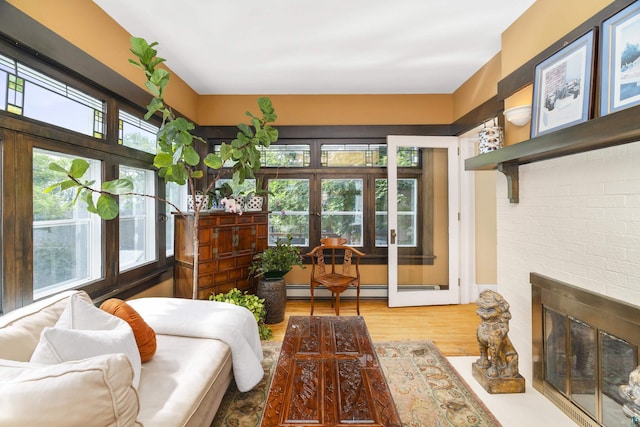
0,354,140,427
30,294,141,388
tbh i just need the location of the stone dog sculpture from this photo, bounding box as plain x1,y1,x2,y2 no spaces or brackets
475,290,519,378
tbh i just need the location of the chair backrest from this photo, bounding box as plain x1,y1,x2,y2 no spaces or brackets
307,238,365,278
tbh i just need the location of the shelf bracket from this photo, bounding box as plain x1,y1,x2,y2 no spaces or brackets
498,163,519,204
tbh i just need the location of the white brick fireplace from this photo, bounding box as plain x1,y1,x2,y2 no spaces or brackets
493,139,640,384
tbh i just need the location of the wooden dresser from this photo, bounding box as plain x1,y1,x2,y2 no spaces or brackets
173,212,268,299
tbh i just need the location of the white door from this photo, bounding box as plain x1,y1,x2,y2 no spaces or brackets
387,135,460,306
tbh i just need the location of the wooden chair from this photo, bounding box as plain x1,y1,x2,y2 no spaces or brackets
306,237,365,315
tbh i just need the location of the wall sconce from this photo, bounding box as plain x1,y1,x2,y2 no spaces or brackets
503,105,532,127
478,119,504,154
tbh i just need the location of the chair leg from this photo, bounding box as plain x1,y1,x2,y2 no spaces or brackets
335,292,340,316
310,286,315,315
356,285,360,315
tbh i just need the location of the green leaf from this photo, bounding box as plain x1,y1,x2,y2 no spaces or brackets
59,179,79,191
172,145,183,164
69,159,90,179
237,123,253,137
102,178,134,194
183,145,200,166
48,162,68,174
154,152,174,168
219,144,233,161
266,127,279,143
82,190,97,213
96,194,119,220
203,153,223,169
258,97,274,114
145,80,161,98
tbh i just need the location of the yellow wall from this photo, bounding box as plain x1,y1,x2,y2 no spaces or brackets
452,53,501,121
199,94,453,126
502,0,614,77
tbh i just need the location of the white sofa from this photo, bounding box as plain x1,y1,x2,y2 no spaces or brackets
0,290,264,426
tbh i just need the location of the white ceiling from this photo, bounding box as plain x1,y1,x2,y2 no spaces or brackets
93,0,535,95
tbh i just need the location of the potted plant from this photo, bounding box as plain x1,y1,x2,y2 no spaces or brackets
46,37,278,300
249,234,304,279
242,177,272,212
209,288,272,340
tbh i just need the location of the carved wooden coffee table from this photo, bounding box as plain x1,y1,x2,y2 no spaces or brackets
260,316,401,426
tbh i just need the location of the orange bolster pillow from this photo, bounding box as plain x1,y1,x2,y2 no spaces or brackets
100,298,156,363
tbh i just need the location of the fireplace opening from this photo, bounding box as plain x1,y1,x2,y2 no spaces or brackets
531,273,640,427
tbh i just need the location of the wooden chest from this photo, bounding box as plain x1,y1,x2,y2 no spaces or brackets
173,212,268,299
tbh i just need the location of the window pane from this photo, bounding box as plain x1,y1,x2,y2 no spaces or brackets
321,144,386,167
165,181,187,256
397,179,418,246
375,178,416,247
375,179,388,246
119,166,156,271
119,110,158,154
268,179,309,246
262,144,310,167
0,70,7,111
33,149,103,298
321,179,363,246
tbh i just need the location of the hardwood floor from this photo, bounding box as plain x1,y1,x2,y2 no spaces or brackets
268,299,481,356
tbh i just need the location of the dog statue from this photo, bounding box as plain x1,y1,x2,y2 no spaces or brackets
475,290,519,378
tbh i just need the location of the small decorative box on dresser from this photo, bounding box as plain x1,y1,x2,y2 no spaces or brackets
173,212,268,299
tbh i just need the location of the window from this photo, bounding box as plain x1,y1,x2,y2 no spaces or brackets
321,178,363,246
33,149,103,298
119,109,159,154
254,141,428,258
0,53,105,138
119,166,156,271
268,179,310,245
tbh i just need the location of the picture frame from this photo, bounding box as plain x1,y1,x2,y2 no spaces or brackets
531,30,595,138
600,1,640,116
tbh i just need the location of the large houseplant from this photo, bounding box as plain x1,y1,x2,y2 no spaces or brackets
46,37,278,300
249,235,304,280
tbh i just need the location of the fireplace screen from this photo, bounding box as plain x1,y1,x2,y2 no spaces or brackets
544,308,637,425
532,273,640,427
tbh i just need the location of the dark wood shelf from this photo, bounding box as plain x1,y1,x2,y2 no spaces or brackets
464,104,640,203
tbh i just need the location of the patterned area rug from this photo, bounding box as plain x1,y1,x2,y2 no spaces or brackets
211,341,501,427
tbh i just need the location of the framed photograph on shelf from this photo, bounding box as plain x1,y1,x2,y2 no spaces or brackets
600,1,640,115
531,30,595,138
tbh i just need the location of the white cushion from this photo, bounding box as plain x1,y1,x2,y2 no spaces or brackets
0,291,92,361
0,354,140,427
30,294,141,388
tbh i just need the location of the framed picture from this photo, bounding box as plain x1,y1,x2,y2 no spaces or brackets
600,1,640,115
531,30,595,138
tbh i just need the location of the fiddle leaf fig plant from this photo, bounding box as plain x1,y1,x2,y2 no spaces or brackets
45,36,278,299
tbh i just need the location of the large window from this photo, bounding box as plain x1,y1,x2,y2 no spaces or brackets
257,142,426,258
33,149,103,298
119,166,157,271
